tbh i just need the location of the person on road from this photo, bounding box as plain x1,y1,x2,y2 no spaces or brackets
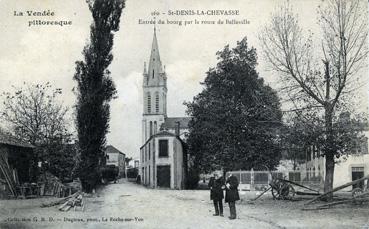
225,173,240,220
208,172,225,216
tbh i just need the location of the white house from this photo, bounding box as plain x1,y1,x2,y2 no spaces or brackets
298,122,369,191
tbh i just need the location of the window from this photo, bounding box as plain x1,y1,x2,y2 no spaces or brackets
163,93,166,113
155,92,159,113
147,93,151,113
148,143,151,160
154,121,157,134
141,149,143,163
153,69,154,78
150,121,153,137
159,139,169,157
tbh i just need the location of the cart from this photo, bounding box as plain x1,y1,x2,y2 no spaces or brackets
269,177,320,200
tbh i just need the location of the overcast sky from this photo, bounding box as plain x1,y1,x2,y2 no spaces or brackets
0,0,368,159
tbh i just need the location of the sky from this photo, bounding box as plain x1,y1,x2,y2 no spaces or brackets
0,0,368,159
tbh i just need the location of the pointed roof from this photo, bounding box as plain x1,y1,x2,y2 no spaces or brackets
105,145,125,155
147,27,163,82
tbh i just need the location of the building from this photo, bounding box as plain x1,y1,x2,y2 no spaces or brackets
0,131,34,198
105,145,126,178
298,118,369,191
140,28,190,189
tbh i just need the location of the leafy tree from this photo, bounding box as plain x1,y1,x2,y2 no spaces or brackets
282,111,368,171
185,37,283,174
1,82,72,181
260,0,368,196
43,143,78,182
74,0,125,192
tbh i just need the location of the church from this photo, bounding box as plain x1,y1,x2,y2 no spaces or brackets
139,28,191,189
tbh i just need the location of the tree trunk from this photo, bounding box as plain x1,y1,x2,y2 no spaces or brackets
323,104,335,199
324,152,335,197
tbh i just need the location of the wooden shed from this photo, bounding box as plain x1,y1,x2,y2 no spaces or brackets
0,131,34,198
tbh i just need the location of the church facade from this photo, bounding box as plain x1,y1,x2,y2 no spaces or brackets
139,28,190,189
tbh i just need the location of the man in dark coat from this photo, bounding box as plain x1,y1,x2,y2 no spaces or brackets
208,173,225,216
225,174,240,220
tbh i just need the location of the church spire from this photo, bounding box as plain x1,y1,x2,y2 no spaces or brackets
147,26,162,82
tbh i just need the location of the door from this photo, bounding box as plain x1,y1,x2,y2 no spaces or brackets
352,167,364,189
157,165,170,188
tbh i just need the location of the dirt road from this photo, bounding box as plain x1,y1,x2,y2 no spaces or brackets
1,179,368,229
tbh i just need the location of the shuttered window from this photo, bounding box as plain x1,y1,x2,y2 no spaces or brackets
159,140,168,157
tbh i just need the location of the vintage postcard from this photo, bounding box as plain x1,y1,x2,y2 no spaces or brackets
0,0,368,228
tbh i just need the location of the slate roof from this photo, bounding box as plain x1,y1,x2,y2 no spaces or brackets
0,131,34,148
105,145,125,155
161,117,192,130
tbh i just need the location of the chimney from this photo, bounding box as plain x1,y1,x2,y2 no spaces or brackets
175,121,180,136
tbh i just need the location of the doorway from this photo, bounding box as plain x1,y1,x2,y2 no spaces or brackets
157,165,170,188
352,167,364,189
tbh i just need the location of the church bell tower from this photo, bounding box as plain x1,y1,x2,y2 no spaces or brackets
142,27,167,143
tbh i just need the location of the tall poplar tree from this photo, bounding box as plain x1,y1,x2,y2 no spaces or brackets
74,0,125,192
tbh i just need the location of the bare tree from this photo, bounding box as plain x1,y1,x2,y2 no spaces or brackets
260,0,368,196
1,82,71,180
1,82,70,145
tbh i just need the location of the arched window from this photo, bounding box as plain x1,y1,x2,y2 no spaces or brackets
149,121,153,137
147,92,151,113
155,92,159,113
163,92,166,114
152,69,154,79
154,121,157,134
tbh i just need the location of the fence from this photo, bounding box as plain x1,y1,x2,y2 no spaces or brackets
226,170,322,191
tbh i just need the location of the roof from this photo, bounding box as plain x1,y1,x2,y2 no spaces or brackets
140,131,178,150
0,131,34,148
161,117,192,130
105,145,125,155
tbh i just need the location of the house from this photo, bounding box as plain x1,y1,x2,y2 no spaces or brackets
298,117,369,191
140,131,187,189
139,28,189,189
105,145,126,178
0,131,34,198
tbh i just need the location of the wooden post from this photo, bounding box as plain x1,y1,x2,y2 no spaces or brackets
305,175,369,205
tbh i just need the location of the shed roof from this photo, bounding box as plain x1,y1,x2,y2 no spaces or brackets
0,131,34,148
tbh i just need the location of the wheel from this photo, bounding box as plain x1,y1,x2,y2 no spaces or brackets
352,188,363,198
271,187,281,200
352,188,364,205
283,184,295,199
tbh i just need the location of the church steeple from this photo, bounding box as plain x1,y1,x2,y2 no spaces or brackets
144,27,165,86
142,28,168,142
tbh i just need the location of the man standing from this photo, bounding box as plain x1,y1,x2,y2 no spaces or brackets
225,173,240,220
208,172,225,216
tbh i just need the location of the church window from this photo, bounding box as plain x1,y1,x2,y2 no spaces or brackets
155,92,159,113
147,93,151,113
154,121,157,134
163,93,166,114
153,69,154,79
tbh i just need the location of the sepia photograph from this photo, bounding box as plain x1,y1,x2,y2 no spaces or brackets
0,0,368,228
